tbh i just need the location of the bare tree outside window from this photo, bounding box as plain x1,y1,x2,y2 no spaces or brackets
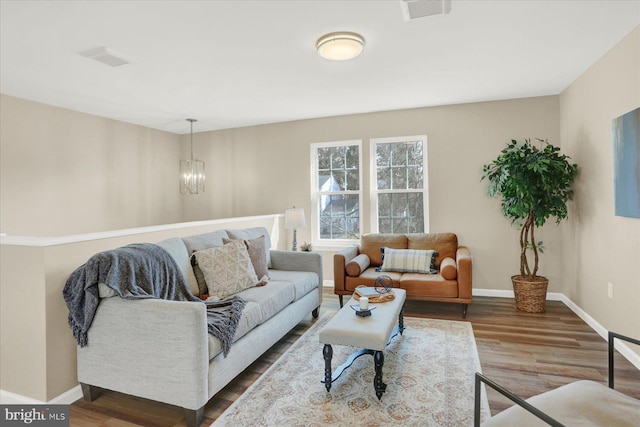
374,138,426,234
313,142,361,242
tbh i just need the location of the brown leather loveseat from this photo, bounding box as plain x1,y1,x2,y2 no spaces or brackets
334,233,472,317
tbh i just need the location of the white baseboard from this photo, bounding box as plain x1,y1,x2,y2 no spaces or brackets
0,385,82,405
472,288,513,298
472,288,564,301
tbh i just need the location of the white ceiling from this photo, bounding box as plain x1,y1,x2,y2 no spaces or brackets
1,0,638,134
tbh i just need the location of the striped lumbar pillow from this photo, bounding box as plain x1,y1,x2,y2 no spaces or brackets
379,248,437,274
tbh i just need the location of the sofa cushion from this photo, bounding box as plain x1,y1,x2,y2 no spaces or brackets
399,273,458,298
346,254,371,277
380,248,437,274
226,227,272,268
156,238,200,297
207,300,262,360
236,281,295,323
440,257,457,280
344,267,402,291
182,230,229,253
223,235,269,279
268,270,319,301
407,233,458,268
193,240,259,299
361,234,408,266
97,283,117,298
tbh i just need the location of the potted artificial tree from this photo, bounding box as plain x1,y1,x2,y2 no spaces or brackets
482,138,578,312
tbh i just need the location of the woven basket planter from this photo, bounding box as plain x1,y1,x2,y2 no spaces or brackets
511,275,549,313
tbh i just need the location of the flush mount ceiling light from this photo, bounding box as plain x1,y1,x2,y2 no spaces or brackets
316,32,365,61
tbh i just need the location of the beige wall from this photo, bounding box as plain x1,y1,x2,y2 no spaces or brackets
185,96,563,292
0,245,48,400
0,94,184,236
559,27,640,341
0,92,567,294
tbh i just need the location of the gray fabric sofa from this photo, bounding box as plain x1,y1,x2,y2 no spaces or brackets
76,227,322,427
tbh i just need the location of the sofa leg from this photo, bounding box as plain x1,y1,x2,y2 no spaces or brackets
80,383,103,402
312,307,320,318
462,304,468,319
338,295,343,308
185,406,204,427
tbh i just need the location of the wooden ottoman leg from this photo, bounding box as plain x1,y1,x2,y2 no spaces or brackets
373,351,387,400
323,344,333,392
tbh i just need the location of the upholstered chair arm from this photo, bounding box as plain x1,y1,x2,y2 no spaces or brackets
334,246,359,292
77,298,209,411
457,246,472,300
270,250,323,284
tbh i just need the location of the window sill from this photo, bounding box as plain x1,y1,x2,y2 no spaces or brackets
311,243,359,252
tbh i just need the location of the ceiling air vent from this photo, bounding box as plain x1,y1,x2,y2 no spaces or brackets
79,47,131,67
400,0,451,21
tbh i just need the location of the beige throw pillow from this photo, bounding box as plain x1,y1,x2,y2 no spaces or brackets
193,239,259,299
223,235,269,279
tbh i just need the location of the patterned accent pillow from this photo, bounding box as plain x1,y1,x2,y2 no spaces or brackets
192,239,259,299
223,235,269,280
379,248,438,274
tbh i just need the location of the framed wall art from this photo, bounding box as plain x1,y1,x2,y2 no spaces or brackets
612,107,640,218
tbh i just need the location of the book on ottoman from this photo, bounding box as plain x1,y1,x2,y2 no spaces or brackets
355,287,380,297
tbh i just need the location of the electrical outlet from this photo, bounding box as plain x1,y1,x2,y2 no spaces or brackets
607,282,614,299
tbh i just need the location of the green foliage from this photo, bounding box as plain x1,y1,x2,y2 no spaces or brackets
481,139,578,277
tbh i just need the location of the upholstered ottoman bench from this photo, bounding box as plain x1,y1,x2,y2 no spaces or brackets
319,289,406,399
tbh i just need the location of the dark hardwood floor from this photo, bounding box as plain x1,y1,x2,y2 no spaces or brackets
69,288,640,426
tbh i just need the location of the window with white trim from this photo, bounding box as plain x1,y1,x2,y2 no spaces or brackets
311,141,362,246
370,136,428,234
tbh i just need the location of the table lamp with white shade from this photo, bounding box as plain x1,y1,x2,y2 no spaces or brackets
284,206,307,251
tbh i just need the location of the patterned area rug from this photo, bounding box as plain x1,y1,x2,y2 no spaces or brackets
212,314,490,426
